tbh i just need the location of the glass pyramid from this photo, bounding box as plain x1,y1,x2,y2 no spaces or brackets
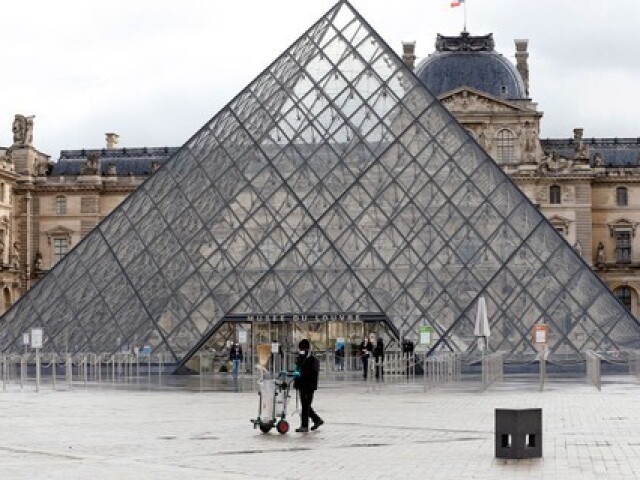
1,0,639,368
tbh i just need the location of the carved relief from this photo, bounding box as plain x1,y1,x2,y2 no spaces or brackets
536,186,548,202
441,91,516,113
562,186,575,203
538,151,573,173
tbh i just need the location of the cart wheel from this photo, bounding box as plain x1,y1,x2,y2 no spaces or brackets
259,423,272,434
276,420,289,435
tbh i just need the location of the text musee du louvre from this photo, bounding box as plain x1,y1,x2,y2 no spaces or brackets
246,313,361,322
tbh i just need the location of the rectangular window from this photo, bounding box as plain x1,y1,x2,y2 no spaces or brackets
549,186,561,205
55,196,67,215
617,187,628,207
615,231,631,264
53,238,69,264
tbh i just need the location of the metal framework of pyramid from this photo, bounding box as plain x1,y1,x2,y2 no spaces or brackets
2,0,639,369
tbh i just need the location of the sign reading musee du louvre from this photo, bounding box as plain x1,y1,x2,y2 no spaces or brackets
245,313,364,322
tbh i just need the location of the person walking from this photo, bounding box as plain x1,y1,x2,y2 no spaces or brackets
373,337,384,381
335,339,345,371
294,339,324,433
229,342,243,380
359,336,373,380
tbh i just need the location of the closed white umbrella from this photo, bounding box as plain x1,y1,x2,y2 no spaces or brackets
474,295,491,352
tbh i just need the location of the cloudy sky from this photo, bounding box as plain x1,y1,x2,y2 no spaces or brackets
1,0,638,157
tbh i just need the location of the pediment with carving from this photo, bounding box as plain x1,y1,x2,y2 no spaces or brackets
45,225,74,243
608,218,638,237
440,88,528,114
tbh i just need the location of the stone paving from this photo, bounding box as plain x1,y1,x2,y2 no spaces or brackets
2,376,640,479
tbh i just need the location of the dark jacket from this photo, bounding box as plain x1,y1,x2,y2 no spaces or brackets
402,339,415,355
229,344,243,361
295,352,319,392
359,340,373,357
373,339,384,360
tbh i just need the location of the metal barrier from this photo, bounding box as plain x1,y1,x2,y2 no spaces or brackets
585,350,602,391
423,353,462,391
0,352,172,392
481,352,504,391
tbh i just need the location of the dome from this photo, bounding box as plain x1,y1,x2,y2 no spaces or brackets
415,32,527,100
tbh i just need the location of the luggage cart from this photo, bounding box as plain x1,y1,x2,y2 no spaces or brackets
251,370,297,434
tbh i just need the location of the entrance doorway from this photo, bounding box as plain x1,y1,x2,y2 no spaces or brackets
248,315,393,373
188,313,397,375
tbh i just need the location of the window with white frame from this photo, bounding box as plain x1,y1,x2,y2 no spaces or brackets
53,237,69,264
55,196,67,215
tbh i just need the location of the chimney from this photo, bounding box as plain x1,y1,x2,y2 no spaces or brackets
105,132,120,149
402,41,416,69
514,39,529,97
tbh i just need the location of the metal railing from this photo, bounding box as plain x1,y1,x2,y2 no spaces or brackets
481,352,504,391
423,353,462,391
0,352,173,392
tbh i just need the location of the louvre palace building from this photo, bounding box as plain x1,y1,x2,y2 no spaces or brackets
0,1,639,370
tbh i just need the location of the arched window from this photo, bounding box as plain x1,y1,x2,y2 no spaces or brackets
615,286,632,310
549,185,561,204
54,196,67,215
617,187,628,206
0,183,4,203
496,129,515,163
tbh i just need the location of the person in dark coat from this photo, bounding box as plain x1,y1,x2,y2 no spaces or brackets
359,337,373,379
402,337,415,376
373,338,384,380
229,342,243,380
294,339,324,433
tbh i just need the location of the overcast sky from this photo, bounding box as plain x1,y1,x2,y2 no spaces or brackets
1,0,638,158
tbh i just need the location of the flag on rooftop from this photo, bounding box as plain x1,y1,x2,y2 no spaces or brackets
451,0,465,7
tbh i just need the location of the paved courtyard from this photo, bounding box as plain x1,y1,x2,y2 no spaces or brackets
2,376,640,479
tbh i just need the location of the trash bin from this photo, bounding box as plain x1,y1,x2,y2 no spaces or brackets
495,408,542,459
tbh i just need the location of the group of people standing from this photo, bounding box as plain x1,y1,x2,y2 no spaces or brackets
359,336,385,380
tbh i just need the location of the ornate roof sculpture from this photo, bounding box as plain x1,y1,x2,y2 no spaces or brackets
1,0,638,369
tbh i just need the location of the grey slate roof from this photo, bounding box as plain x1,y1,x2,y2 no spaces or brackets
415,50,527,100
51,147,178,176
541,138,640,167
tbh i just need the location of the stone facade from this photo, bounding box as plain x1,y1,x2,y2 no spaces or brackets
411,34,640,317
0,123,175,314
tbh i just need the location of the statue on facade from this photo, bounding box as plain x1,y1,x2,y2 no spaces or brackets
573,128,589,160
11,242,20,269
593,153,604,167
596,242,606,265
80,153,101,175
523,123,539,160
11,114,34,147
478,130,487,149
0,240,4,264
539,151,572,173
573,241,582,256
34,251,43,271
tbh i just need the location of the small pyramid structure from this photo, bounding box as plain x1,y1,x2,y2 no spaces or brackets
2,0,639,369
